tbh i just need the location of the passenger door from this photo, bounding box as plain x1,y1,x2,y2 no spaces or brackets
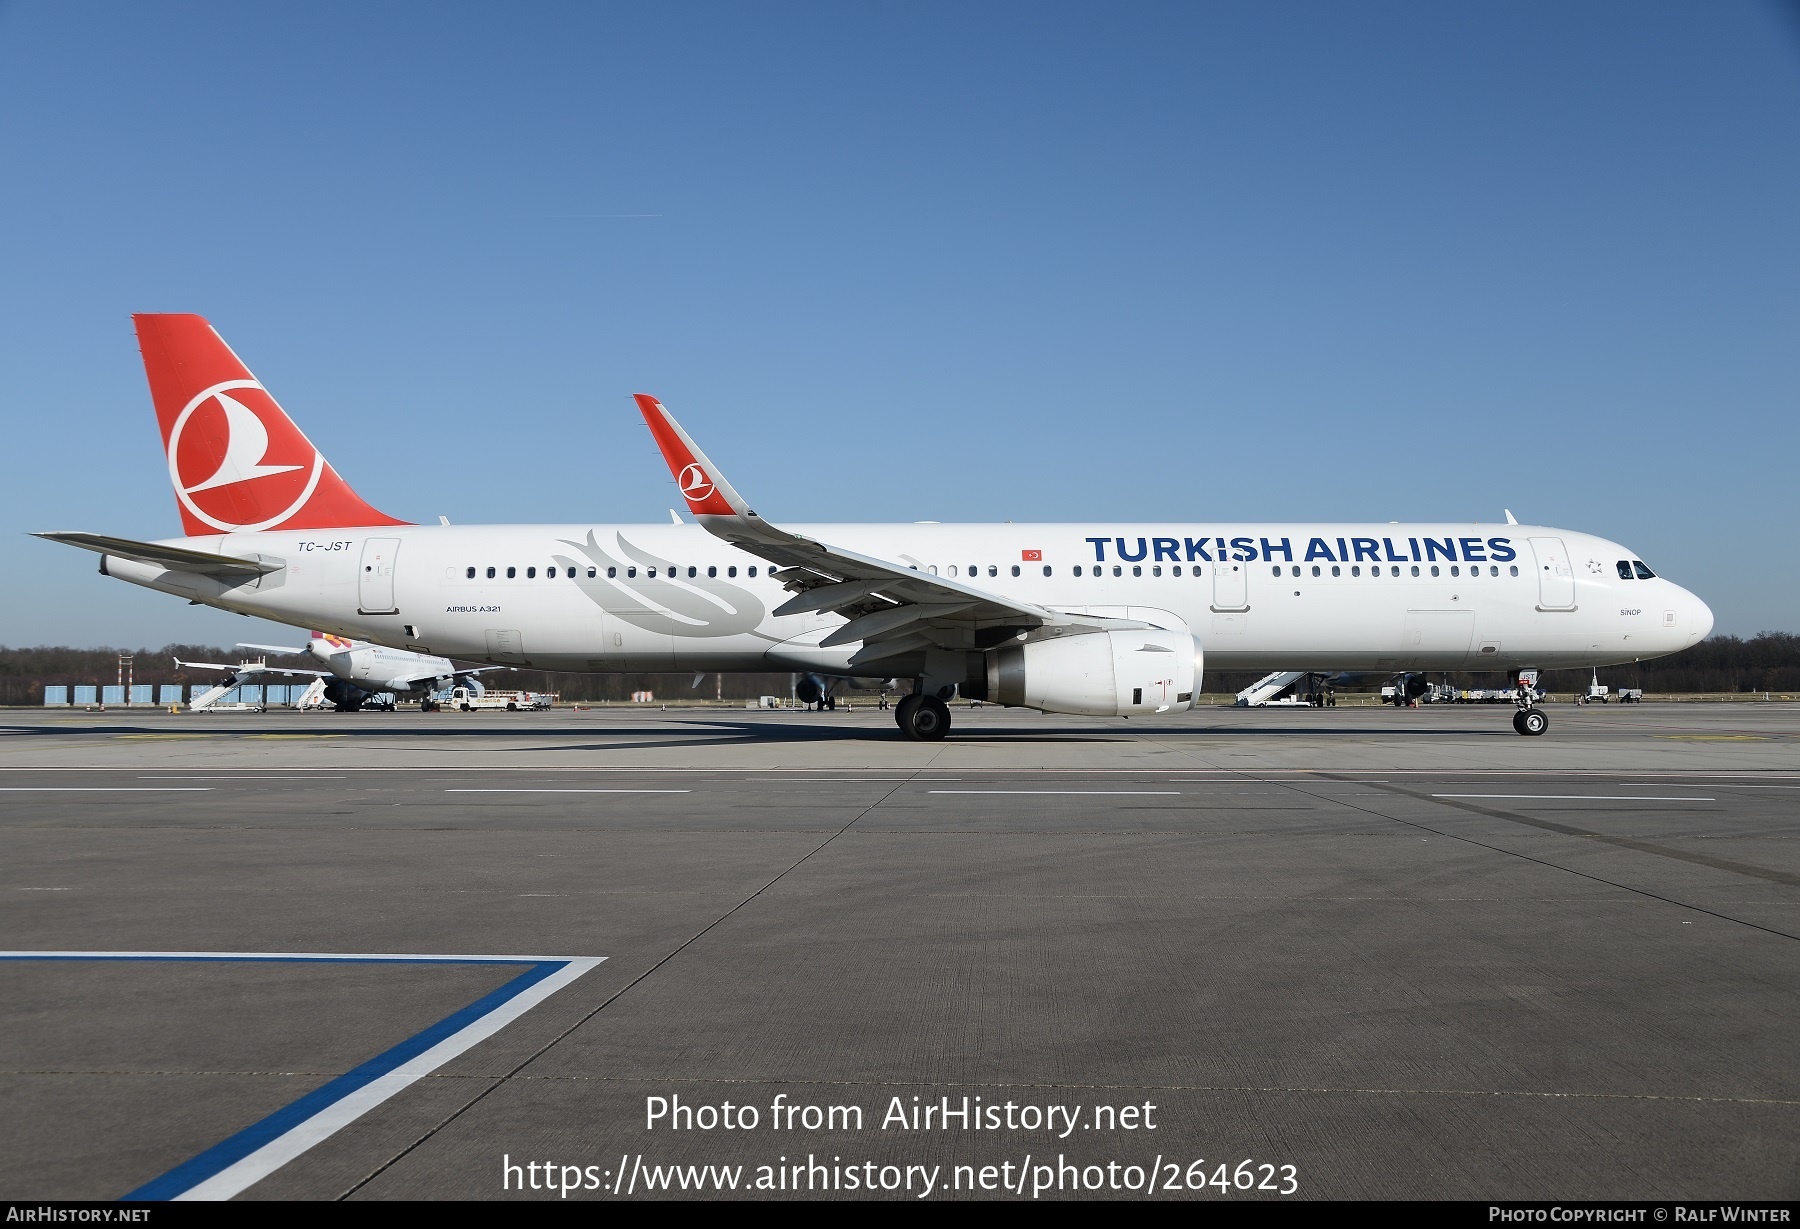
358,538,400,614
1211,561,1248,612
1529,537,1576,610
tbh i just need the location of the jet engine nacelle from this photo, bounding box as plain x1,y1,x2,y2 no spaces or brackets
986,629,1201,717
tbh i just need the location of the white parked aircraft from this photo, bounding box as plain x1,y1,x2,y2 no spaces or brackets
36,315,1712,739
244,631,509,711
174,631,506,712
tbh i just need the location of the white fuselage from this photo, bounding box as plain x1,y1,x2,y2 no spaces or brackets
101,521,1712,678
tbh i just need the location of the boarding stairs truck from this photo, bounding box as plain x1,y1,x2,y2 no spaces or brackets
1236,671,1308,707
188,678,266,712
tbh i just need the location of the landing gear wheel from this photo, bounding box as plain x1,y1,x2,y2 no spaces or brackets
896,694,951,740
1513,709,1548,736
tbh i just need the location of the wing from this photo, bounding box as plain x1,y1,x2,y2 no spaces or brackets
35,532,280,579
237,642,306,655
635,395,1137,667
173,658,248,674
174,658,328,678
387,665,510,689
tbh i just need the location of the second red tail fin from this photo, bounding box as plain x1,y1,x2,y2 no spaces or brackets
135,314,408,535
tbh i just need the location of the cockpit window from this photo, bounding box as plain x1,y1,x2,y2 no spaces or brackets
1616,561,1633,580
1633,560,1656,579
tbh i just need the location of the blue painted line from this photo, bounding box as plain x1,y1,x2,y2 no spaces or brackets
120,959,566,1200
3,952,588,1200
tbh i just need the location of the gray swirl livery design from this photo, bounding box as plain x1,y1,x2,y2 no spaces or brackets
36,314,1713,740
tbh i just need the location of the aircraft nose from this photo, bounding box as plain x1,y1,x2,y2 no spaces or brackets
1674,587,1713,644
1690,592,1714,642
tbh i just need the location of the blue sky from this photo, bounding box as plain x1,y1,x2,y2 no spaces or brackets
2,0,1796,647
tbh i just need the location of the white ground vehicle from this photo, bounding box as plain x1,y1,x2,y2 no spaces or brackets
439,687,554,712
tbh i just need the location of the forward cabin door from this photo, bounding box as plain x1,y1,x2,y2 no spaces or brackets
1529,537,1576,610
1211,560,1248,612
358,538,400,614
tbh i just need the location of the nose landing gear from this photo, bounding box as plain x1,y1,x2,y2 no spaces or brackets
1511,669,1547,735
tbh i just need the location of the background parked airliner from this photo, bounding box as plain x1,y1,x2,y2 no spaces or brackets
35,315,1712,738
227,631,507,711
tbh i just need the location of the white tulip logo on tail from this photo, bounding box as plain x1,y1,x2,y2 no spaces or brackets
167,380,325,532
678,464,715,503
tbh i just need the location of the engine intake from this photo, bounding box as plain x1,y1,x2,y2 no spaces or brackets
986,629,1201,717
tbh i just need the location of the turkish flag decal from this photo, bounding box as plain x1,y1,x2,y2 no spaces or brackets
1021,549,1042,561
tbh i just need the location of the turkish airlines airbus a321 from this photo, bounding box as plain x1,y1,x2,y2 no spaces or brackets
36,315,1712,739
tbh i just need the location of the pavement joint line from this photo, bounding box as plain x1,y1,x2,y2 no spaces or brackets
0,951,605,1201
335,770,924,1201
1281,775,1800,937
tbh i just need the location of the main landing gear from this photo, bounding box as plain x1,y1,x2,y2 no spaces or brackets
895,693,951,741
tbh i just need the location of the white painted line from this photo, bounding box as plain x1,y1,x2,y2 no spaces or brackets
4,951,605,1202
176,957,603,1201
1433,794,1716,802
0,787,212,792
930,790,1181,796
139,776,348,781
2,949,598,961
442,788,687,798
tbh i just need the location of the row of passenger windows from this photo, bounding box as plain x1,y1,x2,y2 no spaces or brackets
463,561,1525,582
463,564,761,580
934,562,1522,579
1273,563,1519,578
1617,560,1656,579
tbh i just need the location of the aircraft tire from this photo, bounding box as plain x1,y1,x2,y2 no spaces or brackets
901,695,951,741
895,693,920,735
1514,709,1549,736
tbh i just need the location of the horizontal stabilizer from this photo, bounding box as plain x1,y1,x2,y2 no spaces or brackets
34,532,280,578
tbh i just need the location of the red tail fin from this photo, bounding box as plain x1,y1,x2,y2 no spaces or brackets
134,314,408,535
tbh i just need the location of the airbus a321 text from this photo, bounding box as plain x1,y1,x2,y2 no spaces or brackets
35,315,1712,739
